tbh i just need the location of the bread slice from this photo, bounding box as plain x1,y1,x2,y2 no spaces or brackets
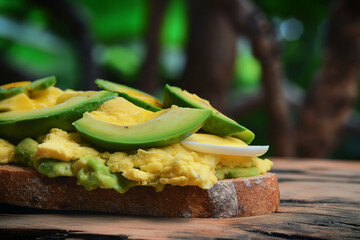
0,164,279,218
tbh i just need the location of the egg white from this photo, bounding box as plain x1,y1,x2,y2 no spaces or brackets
180,140,269,156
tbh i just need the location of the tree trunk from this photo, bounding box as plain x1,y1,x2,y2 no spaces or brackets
180,0,237,112
137,0,168,94
219,0,294,156
297,0,360,157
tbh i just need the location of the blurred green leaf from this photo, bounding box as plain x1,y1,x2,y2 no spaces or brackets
4,43,78,90
234,53,261,89
100,45,141,81
233,39,261,93
0,15,78,89
160,0,188,47
77,0,148,42
0,0,25,16
25,8,48,29
0,16,67,53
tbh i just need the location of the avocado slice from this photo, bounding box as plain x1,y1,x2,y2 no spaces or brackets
95,79,162,112
0,81,30,101
0,91,117,139
26,76,56,94
73,107,212,151
0,87,25,101
0,76,56,101
163,84,255,144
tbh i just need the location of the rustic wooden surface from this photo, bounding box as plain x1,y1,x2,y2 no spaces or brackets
0,158,359,239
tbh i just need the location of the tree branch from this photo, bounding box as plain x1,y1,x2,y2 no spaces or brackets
218,0,294,156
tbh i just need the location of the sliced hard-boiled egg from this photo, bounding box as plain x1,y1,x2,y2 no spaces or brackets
180,133,268,156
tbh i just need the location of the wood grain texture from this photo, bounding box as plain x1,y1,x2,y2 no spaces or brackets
1,158,359,239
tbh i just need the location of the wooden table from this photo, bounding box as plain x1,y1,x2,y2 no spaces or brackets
1,158,359,239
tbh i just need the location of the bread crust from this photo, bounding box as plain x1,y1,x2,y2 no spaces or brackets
0,164,279,218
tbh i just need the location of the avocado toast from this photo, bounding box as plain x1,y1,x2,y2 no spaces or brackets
0,78,279,218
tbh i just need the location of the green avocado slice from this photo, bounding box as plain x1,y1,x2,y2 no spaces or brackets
0,91,117,139
163,84,255,144
116,92,162,112
0,86,25,101
73,107,212,151
95,79,162,112
26,76,56,94
0,76,56,101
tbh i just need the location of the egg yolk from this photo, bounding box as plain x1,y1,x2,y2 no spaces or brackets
186,133,248,147
0,81,30,89
0,139,15,164
89,97,162,125
35,128,99,161
0,87,64,111
118,88,162,108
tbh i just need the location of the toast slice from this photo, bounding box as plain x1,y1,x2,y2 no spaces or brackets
0,165,279,218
